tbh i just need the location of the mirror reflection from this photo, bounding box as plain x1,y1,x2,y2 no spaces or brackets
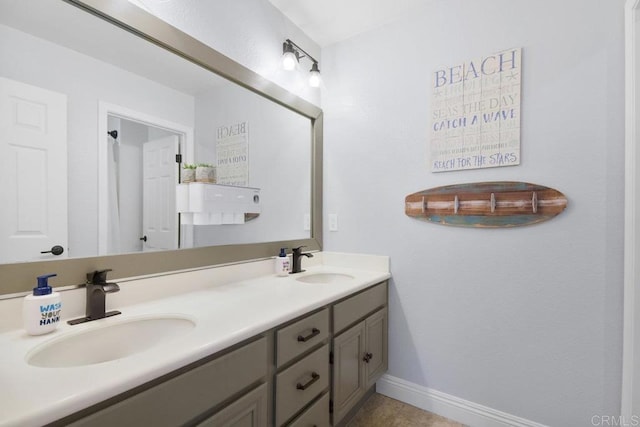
0,0,312,264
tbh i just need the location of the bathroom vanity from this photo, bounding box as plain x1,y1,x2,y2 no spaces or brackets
0,253,389,427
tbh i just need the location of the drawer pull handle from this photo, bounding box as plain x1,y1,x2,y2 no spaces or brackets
363,352,373,363
296,372,320,390
297,327,320,342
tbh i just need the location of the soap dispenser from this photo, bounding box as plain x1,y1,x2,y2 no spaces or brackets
275,248,290,276
23,274,62,335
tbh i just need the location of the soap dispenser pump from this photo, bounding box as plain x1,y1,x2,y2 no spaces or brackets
275,248,290,276
23,274,62,335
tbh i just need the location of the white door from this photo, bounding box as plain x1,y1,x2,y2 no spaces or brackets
0,77,67,263
142,135,179,251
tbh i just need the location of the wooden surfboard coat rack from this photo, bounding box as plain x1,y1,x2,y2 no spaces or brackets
405,181,568,228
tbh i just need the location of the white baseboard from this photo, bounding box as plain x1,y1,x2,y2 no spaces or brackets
376,374,548,427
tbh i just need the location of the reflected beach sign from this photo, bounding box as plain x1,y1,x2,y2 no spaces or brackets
217,121,249,186
430,48,522,172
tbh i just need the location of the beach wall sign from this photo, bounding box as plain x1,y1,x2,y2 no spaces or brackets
430,48,522,172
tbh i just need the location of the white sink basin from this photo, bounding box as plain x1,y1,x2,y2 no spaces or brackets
296,273,354,284
26,315,196,368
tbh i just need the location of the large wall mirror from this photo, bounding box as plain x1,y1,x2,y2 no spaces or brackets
0,0,323,295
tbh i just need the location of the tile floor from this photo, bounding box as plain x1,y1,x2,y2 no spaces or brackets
345,393,466,427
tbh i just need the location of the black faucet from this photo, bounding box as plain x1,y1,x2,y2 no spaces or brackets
68,269,121,325
290,246,314,274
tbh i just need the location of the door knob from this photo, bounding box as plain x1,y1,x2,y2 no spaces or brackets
41,245,64,256
139,236,147,242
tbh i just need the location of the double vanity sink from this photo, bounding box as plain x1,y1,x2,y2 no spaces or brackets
26,272,354,369
0,253,390,426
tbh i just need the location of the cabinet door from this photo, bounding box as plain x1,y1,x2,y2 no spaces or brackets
332,321,366,425
197,383,268,427
364,308,388,389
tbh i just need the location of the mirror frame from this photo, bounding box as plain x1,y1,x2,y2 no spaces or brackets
1,0,323,296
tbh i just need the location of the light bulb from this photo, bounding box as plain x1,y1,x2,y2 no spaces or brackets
309,71,321,87
282,51,297,70
308,62,321,87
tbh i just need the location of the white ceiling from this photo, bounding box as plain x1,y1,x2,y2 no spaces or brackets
268,0,425,47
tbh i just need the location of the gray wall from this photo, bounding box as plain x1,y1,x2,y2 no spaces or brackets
321,1,625,426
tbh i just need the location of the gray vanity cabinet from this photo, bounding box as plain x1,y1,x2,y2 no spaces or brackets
331,282,388,426
53,281,388,427
64,336,269,427
278,281,388,427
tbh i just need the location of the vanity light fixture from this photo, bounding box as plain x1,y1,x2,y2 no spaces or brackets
282,39,321,87
282,40,299,70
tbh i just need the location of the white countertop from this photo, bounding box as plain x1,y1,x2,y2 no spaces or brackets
0,252,389,427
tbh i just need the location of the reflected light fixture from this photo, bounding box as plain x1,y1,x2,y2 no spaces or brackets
282,39,321,88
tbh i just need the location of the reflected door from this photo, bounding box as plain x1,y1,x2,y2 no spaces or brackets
142,135,179,252
0,77,68,262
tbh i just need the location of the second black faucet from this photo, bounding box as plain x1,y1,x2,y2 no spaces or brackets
290,246,314,274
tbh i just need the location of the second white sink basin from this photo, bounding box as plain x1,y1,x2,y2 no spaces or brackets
296,273,354,284
26,315,196,368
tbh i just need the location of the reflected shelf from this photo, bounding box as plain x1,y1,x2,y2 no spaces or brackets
177,183,261,225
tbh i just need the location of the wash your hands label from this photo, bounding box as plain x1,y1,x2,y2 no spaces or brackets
24,274,62,335
39,302,62,326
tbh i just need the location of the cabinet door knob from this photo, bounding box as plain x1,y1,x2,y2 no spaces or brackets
363,352,373,363
296,372,320,390
297,327,320,342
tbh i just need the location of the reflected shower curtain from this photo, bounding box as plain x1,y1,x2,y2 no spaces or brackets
107,136,121,254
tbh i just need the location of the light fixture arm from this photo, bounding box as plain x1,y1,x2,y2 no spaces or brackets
284,39,319,66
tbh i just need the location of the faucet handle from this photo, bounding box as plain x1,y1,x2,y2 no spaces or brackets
292,246,307,254
87,269,113,284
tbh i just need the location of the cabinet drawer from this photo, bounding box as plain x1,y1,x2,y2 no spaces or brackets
69,337,268,427
333,282,387,334
196,383,268,427
277,308,329,368
287,392,330,427
275,344,329,426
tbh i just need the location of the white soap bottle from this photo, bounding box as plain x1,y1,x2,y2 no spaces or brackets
275,248,290,276
23,274,62,336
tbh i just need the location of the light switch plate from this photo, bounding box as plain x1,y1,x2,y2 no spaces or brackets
329,214,338,231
